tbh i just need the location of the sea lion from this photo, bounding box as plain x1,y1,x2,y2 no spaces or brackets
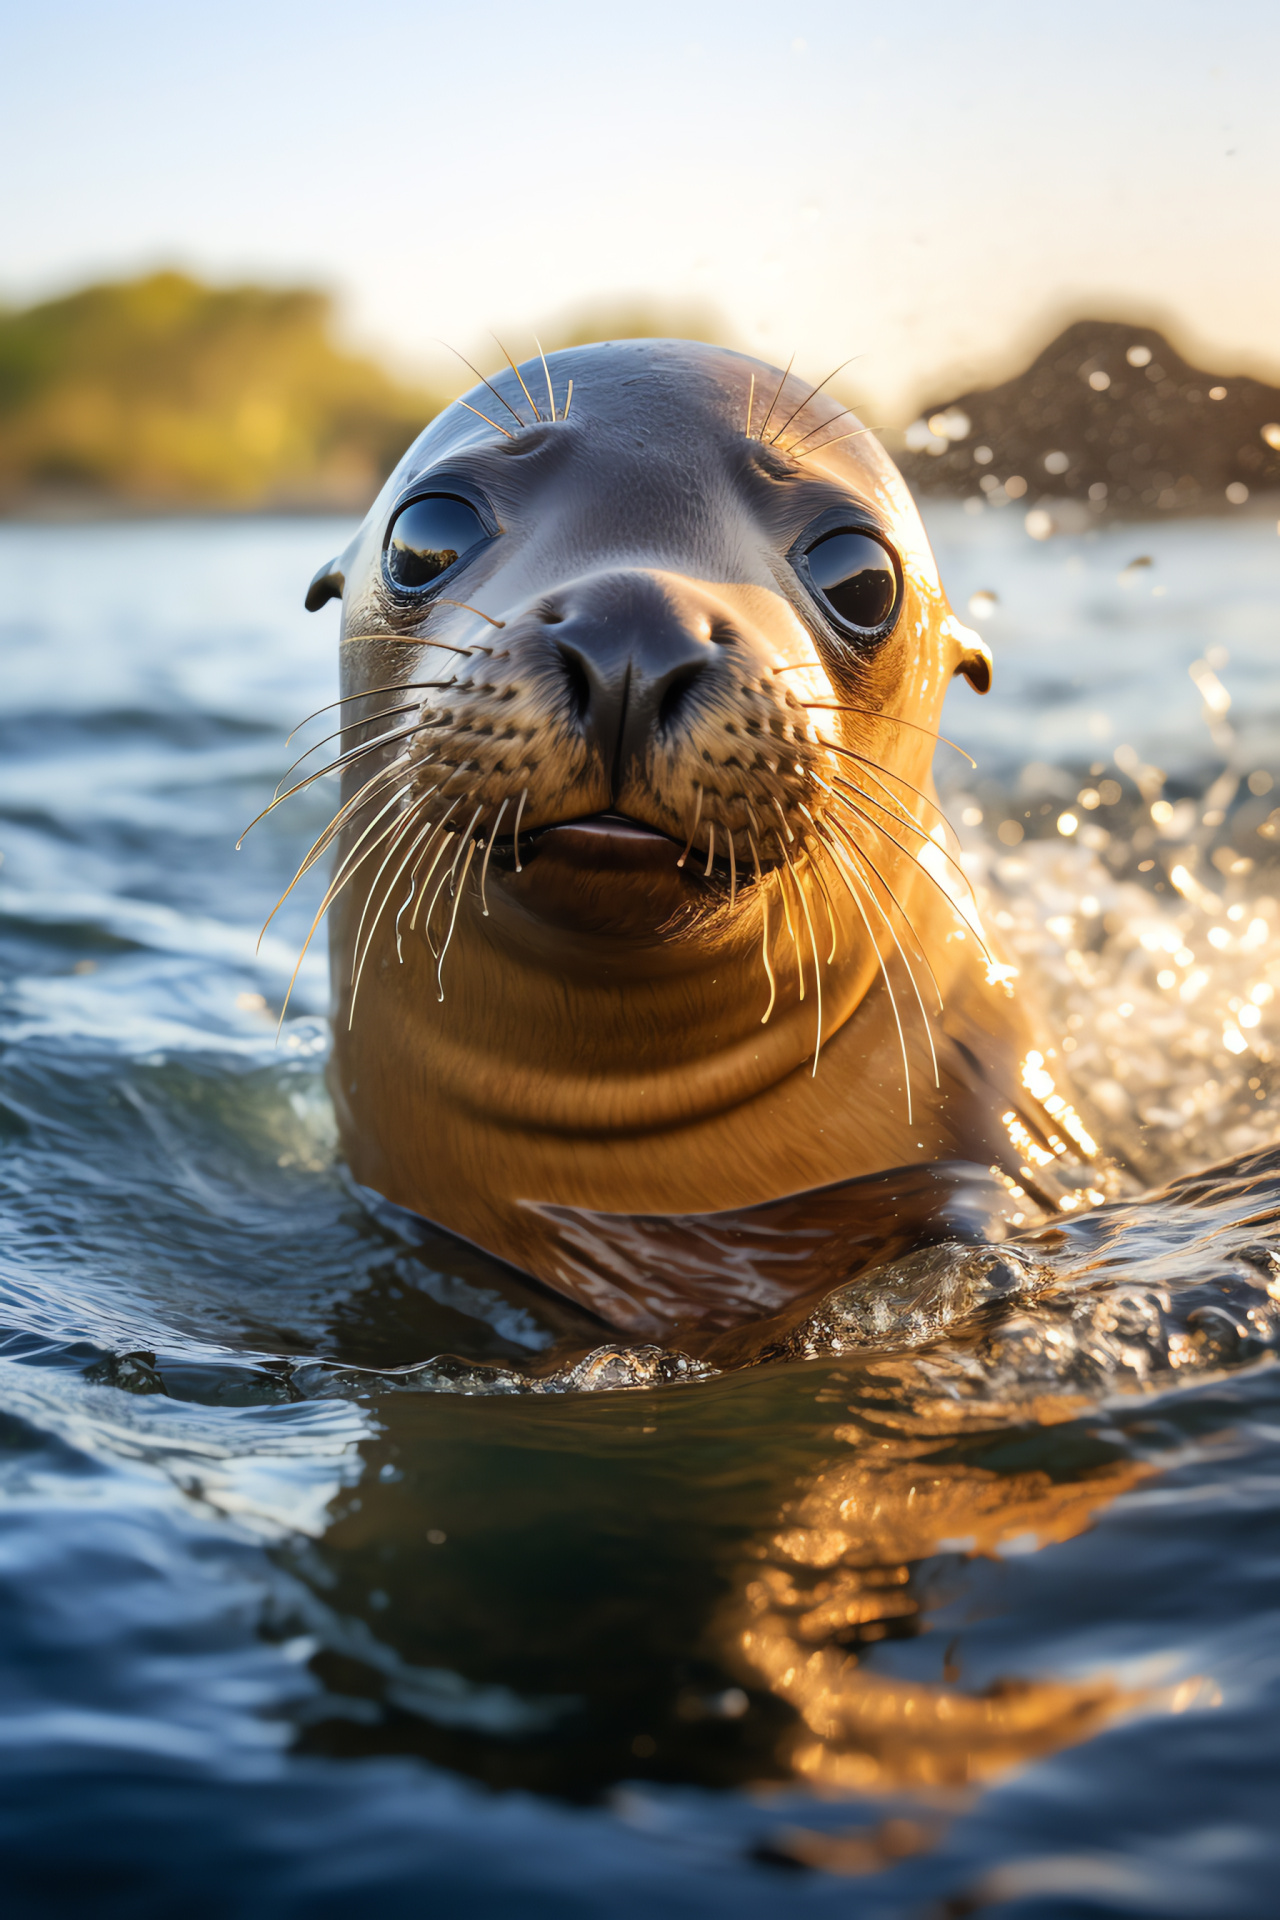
284,340,1103,1333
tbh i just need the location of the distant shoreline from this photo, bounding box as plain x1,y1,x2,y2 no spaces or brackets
0,498,367,526
3,490,1277,530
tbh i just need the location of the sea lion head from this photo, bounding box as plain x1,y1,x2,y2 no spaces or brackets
297,340,1005,1294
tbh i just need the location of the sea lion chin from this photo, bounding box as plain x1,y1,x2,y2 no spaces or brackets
283,338,1102,1334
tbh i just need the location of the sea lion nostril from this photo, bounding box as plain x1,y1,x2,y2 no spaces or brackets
555,643,593,721
656,661,708,733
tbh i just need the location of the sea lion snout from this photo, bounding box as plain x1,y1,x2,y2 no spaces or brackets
526,568,749,804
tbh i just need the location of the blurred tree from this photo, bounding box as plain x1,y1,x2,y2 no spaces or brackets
0,271,442,513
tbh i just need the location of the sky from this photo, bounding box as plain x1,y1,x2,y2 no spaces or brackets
4,0,1278,420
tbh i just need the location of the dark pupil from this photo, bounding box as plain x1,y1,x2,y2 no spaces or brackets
387,495,486,589
807,531,896,630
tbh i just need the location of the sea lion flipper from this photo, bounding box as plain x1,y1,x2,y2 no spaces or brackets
305,557,345,612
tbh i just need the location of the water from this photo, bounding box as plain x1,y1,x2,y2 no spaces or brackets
1,502,1279,1916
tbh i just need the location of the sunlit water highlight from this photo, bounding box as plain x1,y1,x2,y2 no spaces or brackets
1,504,1279,1915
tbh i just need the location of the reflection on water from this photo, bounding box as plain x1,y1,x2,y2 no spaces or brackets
730,1434,1151,1791
1,508,1280,1913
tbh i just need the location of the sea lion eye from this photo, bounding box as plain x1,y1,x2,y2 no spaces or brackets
803,529,899,634
385,494,489,590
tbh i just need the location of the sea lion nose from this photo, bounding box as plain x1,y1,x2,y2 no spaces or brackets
543,570,719,777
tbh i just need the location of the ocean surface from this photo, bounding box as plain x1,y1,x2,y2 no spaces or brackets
1,497,1279,1916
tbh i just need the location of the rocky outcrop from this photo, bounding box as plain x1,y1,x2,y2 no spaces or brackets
895,320,1280,516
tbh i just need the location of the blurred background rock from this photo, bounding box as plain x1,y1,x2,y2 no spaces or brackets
892,318,1280,521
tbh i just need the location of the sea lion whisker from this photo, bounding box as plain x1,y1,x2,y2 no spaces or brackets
827,780,966,900
421,847,461,956
281,783,415,952
825,790,994,966
818,809,946,1015
755,352,795,443
798,703,977,767
746,828,777,1024
743,373,755,439
812,748,949,832
349,810,443,1025
262,731,423,817
274,704,424,797
433,600,507,630
815,821,941,1088
790,425,877,461
512,786,529,872
703,822,716,878
284,676,471,745
283,714,440,793
436,833,478,999
438,341,528,430
824,767,929,845
454,398,516,440
771,796,795,844
534,336,556,421
676,785,704,867
260,776,434,951
342,639,476,659
800,868,826,1073
423,802,479,951
266,758,410,909
271,790,415,1034
239,733,416,848
283,753,430,888
311,747,432,849
444,804,484,902
746,828,764,886
349,802,432,997
395,830,436,963
782,842,822,1065
810,765,924,854
835,845,915,1124
801,834,839,963
479,797,509,916
826,776,980,914
563,379,573,418
409,818,460,932
492,335,542,422
759,889,777,1025
727,830,737,909
767,355,861,448
777,843,804,1000
237,721,437,841
822,766,929,847
784,400,860,459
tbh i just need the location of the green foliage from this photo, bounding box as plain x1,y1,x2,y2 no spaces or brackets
0,271,441,511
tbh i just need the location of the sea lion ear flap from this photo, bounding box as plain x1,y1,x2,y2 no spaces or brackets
955,641,992,694
942,617,993,694
305,557,345,612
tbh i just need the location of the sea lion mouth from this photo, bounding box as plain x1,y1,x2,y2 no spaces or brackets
486,811,771,881
495,812,685,874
